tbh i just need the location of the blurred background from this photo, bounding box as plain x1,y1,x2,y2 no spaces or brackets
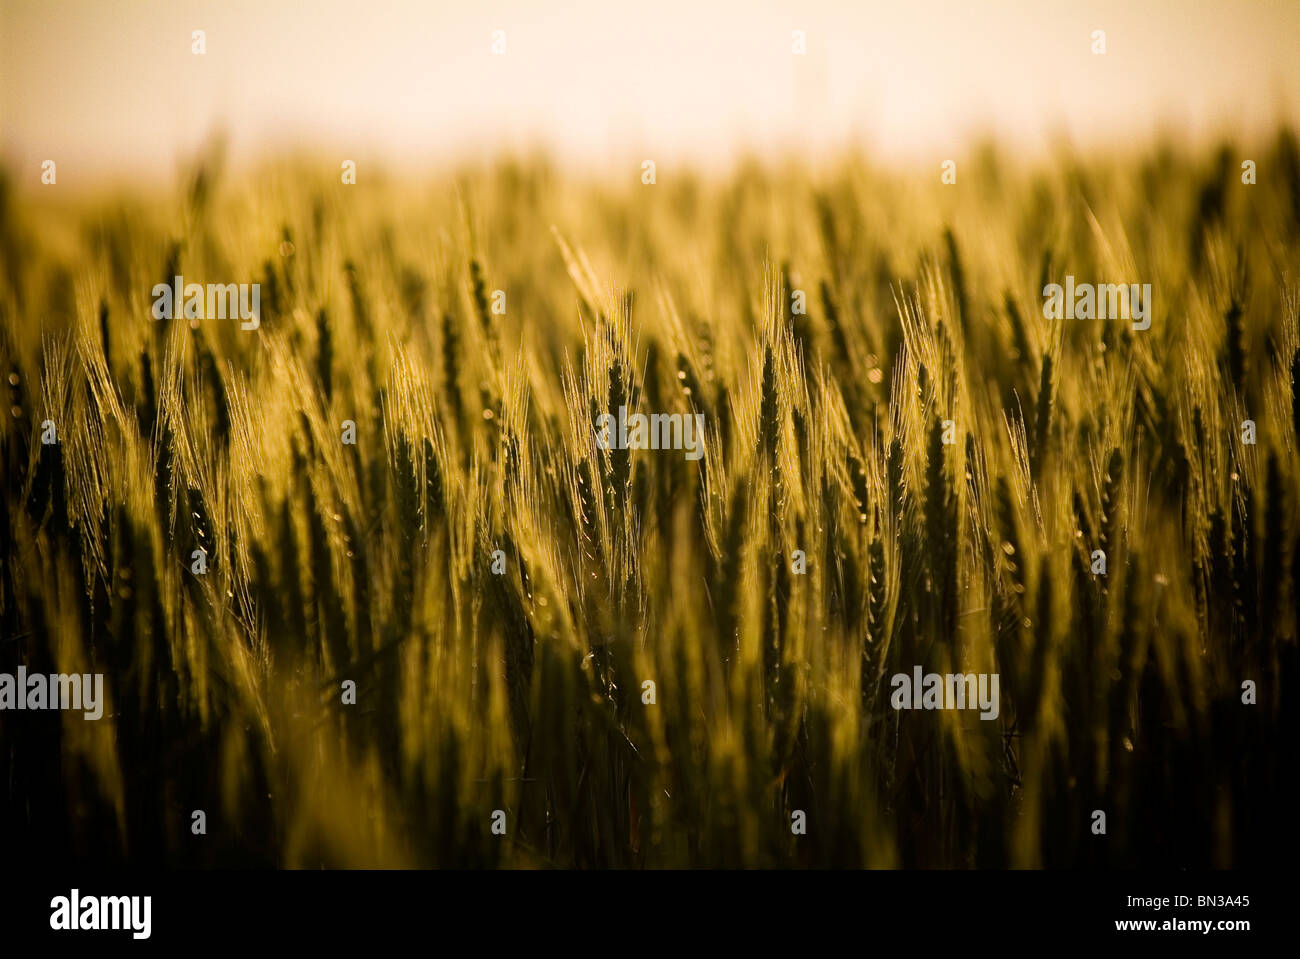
4,0,1300,183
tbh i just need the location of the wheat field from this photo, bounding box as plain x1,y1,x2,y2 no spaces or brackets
1,134,1297,868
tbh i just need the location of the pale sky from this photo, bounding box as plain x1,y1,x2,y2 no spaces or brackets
3,0,1299,183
